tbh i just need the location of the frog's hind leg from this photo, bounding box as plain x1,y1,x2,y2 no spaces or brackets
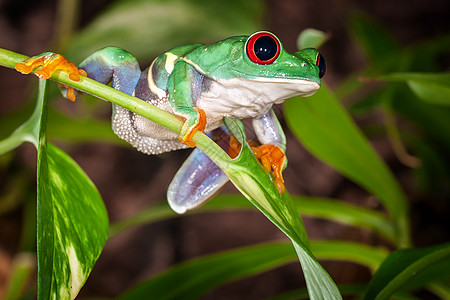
80,47,182,154
167,127,232,213
112,106,188,155
252,109,287,193
167,147,228,213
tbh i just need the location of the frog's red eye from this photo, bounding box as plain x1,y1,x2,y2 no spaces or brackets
245,31,280,65
316,52,327,78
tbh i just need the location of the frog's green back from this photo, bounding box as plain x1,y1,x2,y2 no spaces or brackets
151,36,248,89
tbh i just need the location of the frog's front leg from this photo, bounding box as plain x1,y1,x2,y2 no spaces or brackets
168,61,206,147
252,109,287,193
79,46,141,95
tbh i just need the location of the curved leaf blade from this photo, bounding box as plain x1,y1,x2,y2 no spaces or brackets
118,241,386,300
291,196,396,244
297,28,329,49
268,284,420,300
364,243,450,300
311,241,388,272
284,86,409,247
2,253,36,300
381,72,450,106
267,285,367,300
35,80,109,299
38,143,109,299
199,118,341,300
118,242,296,300
110,195,395,244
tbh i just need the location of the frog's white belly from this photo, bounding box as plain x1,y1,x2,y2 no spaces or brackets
196,77,320,122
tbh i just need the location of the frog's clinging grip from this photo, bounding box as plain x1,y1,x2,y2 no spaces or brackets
15,52,86,101
252,144,287,193
178,107,206,147
168,61,207,147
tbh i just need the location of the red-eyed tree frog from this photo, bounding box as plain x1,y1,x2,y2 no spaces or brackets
15,31,326,213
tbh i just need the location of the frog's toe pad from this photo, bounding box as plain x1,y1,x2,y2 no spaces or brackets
167,148,228,214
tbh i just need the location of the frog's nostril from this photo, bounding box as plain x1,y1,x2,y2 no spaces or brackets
316,53,327,78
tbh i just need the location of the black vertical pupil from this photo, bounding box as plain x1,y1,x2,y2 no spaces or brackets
254,36,278,61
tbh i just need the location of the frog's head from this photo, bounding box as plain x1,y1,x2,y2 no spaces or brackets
223,31,326,99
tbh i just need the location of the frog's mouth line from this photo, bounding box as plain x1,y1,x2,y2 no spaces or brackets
246,76,320,85
232,76,321,95
230,70,321,86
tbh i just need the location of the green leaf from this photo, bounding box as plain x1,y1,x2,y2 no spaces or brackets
284,86,409,247
348,14,398,64
311,241,388,272
64,0,263,63
37,143,109,299
291,196,396,244
118,241,385,300
381,72,450,106
297,28,329,49
391,85,450,153
110,195,395,244
347,88,385,115
364,243,450,300
199,118,342,300
109,201,176,237
34,79,109,299
267,285,369,300
268,285,420,300
2,253,36,300
118,242,297,300
408,35,450,71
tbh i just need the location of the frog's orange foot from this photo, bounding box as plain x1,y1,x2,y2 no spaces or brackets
228,136,241,159
227,136,258,159
178,107,207,148
252,144,286,193
15,53,86,101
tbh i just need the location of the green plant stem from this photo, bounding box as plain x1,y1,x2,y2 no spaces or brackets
0,49,28,68
0,47,229,162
